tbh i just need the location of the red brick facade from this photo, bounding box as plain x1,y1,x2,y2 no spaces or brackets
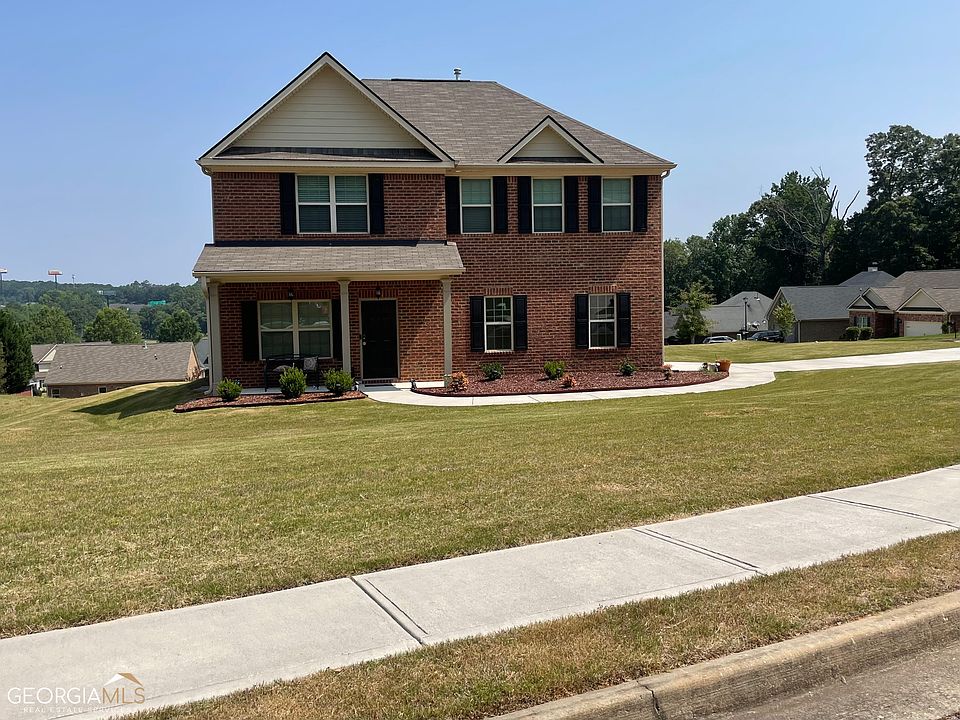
212,171,664,383
848,310,896,338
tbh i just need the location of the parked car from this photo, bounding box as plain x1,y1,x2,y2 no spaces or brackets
749,330,785,343
703,336,735,344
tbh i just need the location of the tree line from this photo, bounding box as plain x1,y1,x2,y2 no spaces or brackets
665,125,960,307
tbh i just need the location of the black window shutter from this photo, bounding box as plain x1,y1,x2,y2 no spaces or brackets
633,175,649,232
513,295,528,350
445,176,461,235
517,176,532,234
279,173,297,235
616,292,632,347
332,298,342,359
240,301,260,361
493,177,508,234
564,176,580,233
574,294,589,348
587,176,601,232
369,174,385,234
470,296,484,352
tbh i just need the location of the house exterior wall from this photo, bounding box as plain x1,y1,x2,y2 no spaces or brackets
796,319,849,342
216,281,444,386
211,172,446,242
896,312,950,336
209,172,664,379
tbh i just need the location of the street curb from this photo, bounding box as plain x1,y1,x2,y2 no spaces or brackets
492,589,960,720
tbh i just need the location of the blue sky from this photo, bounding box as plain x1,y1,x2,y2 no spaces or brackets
1,0,957,284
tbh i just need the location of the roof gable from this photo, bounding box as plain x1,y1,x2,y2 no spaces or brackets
774,285,863,320
202,53,451,163
899,288,945,312
499,116,601,163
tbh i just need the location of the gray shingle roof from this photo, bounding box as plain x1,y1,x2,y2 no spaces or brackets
776,286,864,321
44,343,198,386
922,288,960,312
894,269,960,294
193,241,464,276
840,270,895,287
363,79,673,167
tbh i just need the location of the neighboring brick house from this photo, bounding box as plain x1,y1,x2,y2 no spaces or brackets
848,269,960,337
192,53,675,389
43,342,202,398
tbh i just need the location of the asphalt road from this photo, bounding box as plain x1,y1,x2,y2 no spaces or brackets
715,640,960,720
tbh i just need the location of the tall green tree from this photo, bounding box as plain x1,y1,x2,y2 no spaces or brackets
772,301,797,337
21,304,77,344
39,289,103,336
157,309,201,343
0,310,33,393
83,307,142,344
672,283,714,344
138,305,171,340
663,238,691,308
0,342,6,391
687,214,756,301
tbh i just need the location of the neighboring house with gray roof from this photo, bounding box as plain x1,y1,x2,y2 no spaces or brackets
664,291,772,340
848,269,960,337
43,342,201,398
194,52,674,388
768,285,865,342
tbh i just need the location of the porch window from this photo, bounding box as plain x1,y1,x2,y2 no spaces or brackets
259,300,332,359
601,178,631,231
589,294,616,348
296,175,368,233
533,178,563,232
484,296,513,351
461,179,493,233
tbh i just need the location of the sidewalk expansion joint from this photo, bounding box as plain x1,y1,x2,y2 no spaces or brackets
634,528,764,574
807,494,959,529
350,577,427,646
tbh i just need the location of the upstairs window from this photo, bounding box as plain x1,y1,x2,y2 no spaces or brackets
297,175,368,233
589,294,616,348
259,300,332,359
533,178,563,232
484,296,513,351
601,178,631,231
461,179,493,233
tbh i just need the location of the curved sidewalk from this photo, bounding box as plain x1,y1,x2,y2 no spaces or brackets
363,347,960,406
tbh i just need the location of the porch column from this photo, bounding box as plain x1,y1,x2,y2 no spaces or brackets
206,279,223,390
338,280,351,373
442,278,453,375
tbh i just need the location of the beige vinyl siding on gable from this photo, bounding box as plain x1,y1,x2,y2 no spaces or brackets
514,126,586,159
900,290,941,311
234,66,426,149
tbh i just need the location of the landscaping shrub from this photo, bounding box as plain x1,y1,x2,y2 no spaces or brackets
543,360,566,380
323,369,354,396
479,362,504,380
844,326,861,341
559,373,576,388
279,366,307,399
618,359,636,376
448,371,469,392
859,326,874,340
216,378,242,402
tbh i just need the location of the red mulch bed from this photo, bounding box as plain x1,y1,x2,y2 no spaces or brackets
414,370,727,397
173,390,365,413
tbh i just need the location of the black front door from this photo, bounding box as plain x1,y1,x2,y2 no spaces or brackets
361,300,399,379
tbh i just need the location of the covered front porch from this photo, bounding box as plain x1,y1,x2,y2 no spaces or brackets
193,241,464,391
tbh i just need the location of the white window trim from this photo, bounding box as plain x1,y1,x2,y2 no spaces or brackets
588,293,617,349
532,177,564,233
484,296,513,352
295,175,370,234
258,300,334,359
601,177,632,233
98,386,108,394
51,388,61,398
460,178,493,235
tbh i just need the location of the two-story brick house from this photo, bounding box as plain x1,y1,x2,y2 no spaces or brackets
193,53,675,389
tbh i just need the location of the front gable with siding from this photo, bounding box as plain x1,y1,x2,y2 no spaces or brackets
193,53,674,388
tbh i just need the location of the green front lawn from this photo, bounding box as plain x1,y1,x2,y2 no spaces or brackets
665,333,958,363
2,361,959,637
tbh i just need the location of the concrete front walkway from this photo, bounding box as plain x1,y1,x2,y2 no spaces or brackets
2,466,958,719
363,346,960,406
